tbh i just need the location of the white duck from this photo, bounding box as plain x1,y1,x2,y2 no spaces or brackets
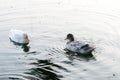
9,29,29,45
65,33,94,54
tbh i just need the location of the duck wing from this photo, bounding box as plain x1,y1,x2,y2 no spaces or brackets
66,41,86,52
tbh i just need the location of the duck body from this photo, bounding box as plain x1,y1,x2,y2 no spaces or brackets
9,29,29,46
65,34,94,55
66,41,94,55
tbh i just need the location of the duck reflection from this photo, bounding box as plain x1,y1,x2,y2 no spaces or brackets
10,38,30,52
25,59,69,80
64,48,95,61
22,45,30,52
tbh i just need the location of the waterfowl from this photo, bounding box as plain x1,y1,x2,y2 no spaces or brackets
65,33,94,55
9,29,29,45
9,29,30,52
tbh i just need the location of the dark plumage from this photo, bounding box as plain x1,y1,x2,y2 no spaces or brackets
65,33,94,54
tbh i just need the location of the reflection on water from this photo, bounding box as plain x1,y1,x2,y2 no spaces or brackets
64,50,95,61
0,0,120,80
0,73,40,80
22,45,30,52
22,48,95,80
9,38,30,52
26,59,66,80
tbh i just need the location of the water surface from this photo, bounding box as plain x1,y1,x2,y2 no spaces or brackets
0,0,120,80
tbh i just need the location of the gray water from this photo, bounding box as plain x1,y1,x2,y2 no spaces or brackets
0,0,120,80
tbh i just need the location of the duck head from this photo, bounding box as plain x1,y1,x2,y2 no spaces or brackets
65,33,74,42
23,34,29,43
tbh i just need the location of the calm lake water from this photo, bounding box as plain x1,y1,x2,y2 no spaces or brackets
1,0,120,80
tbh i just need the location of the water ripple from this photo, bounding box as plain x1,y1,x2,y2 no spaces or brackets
0,73,40,80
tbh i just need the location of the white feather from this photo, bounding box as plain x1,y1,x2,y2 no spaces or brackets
9,29,28,44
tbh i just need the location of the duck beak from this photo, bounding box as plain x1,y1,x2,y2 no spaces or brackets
65,37,68,40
